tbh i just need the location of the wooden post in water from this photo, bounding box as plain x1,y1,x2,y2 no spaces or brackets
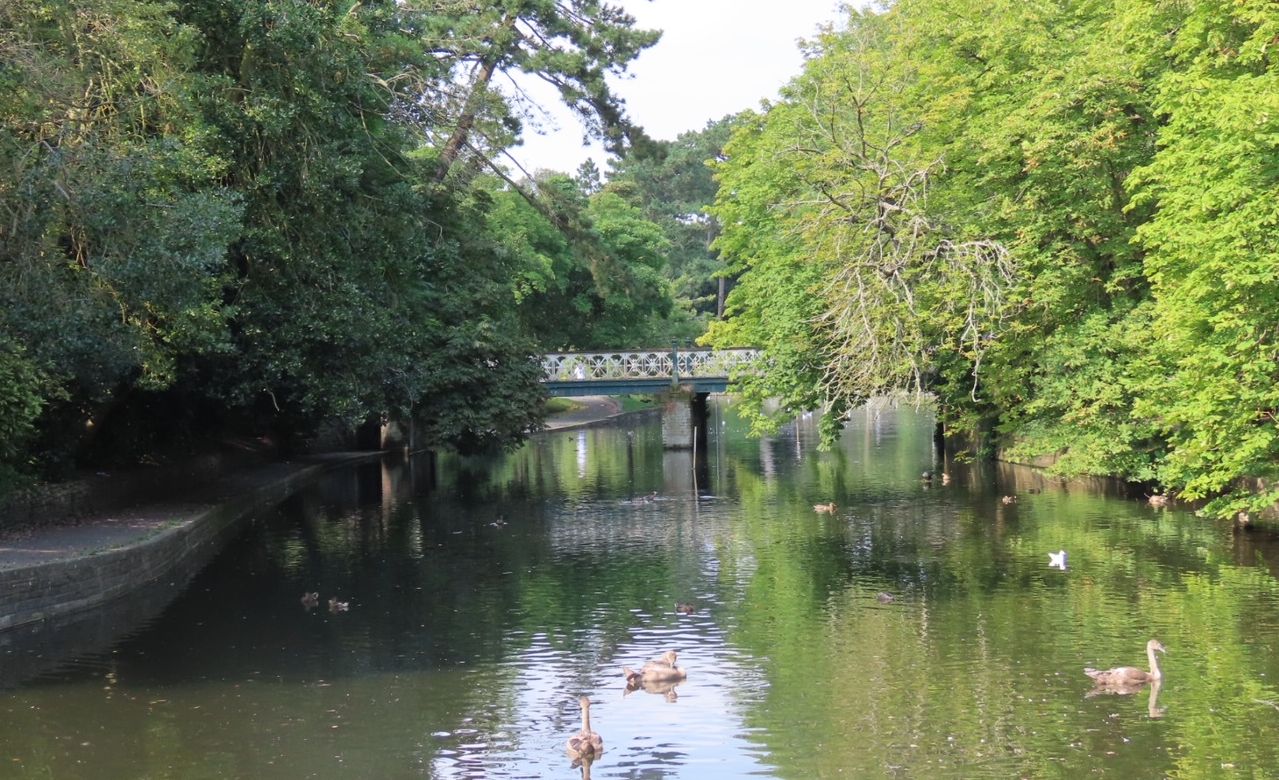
692,426,699,492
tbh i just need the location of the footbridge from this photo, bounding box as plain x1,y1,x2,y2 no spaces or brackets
540,348,758,397
540,348,759,449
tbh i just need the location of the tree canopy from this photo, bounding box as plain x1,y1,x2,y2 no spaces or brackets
6,0,1279,521
0,0,659,480
704,0,1279,518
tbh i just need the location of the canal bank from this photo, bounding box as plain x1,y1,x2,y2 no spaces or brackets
8,402,1279,778
0,396,636,635
0,453,380,633
540,394,660,432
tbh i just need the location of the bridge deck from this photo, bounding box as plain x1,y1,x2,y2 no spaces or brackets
543,377,731,397
540,349,756,396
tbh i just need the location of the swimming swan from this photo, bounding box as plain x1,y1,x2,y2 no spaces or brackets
1085,639,1166,686
566,696,603,760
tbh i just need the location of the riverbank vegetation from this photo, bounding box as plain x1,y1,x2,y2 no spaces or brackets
0,0,717,489
5,1,1275,522
704,0,1279,519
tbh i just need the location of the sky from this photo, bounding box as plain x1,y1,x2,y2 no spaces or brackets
508,0,856,175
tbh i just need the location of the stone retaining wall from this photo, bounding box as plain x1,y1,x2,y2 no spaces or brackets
0,451,261,534
0,456,373,634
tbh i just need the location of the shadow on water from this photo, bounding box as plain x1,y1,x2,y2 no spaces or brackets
5,401,1279,778
0,576,186,690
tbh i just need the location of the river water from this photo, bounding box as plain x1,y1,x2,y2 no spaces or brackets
5,401,1279,778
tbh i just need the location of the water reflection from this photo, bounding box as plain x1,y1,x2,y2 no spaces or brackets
3,403,1279,778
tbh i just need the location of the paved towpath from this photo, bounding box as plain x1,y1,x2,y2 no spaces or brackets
0,456,370,571
1,398,630,573
542,395,626,430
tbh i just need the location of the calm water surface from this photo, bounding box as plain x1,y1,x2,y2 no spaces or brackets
5,402,1279,778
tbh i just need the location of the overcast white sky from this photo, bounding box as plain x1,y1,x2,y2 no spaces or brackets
508,0,857,175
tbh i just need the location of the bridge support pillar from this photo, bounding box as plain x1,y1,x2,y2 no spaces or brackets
660,387,709,450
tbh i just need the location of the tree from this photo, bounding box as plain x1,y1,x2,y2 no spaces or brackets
608,115,741,322
0,335,48,487
487,172,675,349
1124,0,1279,516
705,11,1014,438
889,0,1162,473
418,0,661,183
704,0,1279,516
0,0,555,480
575,159,602,195
585,189,675,345
0,0,242,470
175,0,545,447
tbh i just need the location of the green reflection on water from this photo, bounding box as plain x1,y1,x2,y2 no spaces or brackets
3,402,1279,778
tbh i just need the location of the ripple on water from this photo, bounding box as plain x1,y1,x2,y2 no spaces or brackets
9,405,1279,778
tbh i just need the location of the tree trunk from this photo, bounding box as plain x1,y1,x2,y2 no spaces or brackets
434,55,499,182
434,11,517,182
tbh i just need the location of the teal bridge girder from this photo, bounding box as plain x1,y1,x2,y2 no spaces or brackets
541,348,758,397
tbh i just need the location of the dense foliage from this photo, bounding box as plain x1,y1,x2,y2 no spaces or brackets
486,172,677,349
606,116,740,324
7,0,1277,520
705,1,1279,518
0,0,659,479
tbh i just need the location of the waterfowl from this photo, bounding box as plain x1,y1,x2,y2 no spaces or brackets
623,675,681,702
1001,495,1017,505
328,597,350,613
623,650,687,683
1048,550,1068,570
649,649,679,667
921,471,934,482
675,602,696,615
1147,494,1170,508
565,696,603,760
876,592,895,603
300,592,319,609
1085,639,1166,686
813,502,837,514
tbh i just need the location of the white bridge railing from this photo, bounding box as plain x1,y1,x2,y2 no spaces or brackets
541,348,759,383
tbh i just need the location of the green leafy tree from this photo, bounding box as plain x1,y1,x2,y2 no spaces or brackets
702,110,832,436
885,0,1162,474
705,0,1279,516
586,189,675,345
421,0,661,182
0,0,564,479
487,172,675,349
1125,0,1279,515
608,115,740,322
0,0,241,469
706,12,1014,438
0,335,49,486
175,0,546,446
